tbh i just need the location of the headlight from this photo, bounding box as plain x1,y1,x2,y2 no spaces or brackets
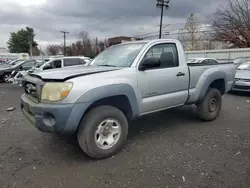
41,82,73,102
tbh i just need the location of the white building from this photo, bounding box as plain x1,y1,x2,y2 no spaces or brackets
0,47,7,53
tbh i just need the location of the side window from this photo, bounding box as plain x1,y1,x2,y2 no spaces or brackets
80,59,87,65
201,60,209,64
43,61,53,70
22,61,35,70
143,43,179,68
53,60,62,68
210,59,219,64
64,58,80,66
202,59,217,64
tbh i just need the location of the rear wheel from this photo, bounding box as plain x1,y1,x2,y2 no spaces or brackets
77,105,128,159
196,88,222,121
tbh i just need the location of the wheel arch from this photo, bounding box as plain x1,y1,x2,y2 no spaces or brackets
66,84,139,133
197,71,226,103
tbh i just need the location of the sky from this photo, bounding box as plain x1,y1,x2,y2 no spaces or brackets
0,0,229,49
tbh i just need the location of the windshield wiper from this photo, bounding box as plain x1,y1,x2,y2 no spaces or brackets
98,64,117,67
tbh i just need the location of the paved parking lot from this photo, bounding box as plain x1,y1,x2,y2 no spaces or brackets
0,84,250,188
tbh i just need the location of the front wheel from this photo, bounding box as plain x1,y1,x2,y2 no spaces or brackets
196,88,222,121
3,73,11,83
77,105,128,159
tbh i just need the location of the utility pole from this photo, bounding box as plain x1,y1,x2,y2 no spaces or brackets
95,37,98,55
29,35,33,57
156,0,170,39
60,31,69,56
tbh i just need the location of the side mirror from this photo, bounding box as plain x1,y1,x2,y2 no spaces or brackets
139,57,161,71
43,65,53,70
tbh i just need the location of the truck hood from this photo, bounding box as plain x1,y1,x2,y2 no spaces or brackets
29,66,122,81
235,70,250,79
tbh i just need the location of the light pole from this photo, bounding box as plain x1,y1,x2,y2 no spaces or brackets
156,0,170,39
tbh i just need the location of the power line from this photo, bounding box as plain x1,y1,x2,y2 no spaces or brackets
156,0,170,39
134,26,217,39
140,29,218,39
135,22,246,38
60,31,69,56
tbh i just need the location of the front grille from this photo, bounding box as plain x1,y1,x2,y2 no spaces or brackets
24,81,38,100
235,78,250,82
234,85,250,90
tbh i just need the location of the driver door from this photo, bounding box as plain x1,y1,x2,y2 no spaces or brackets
137,43,189,115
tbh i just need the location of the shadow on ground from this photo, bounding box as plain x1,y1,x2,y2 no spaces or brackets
228,90,250,97
41,105,202,160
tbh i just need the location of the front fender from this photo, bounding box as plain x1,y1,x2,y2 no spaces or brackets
76,83,139,117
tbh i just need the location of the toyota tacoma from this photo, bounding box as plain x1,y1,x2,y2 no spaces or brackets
21,39,236,158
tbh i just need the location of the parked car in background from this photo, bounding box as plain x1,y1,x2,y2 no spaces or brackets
0,60,37,82
81,57,92,64
233,57,250,68
30,56,90,73
8,59,26,66
10,56,91,85
0,58,9,64
231,60,250,92
187,58,220,64
21,39,236,158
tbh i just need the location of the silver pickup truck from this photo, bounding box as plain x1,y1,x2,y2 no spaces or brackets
21,39,236,158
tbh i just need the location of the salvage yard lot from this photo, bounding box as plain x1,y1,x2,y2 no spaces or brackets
0,84,250,188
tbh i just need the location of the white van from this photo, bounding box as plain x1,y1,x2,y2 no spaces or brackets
10,56,91,85
33,56,91,71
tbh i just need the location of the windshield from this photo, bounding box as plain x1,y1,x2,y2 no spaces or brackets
34,59,50,68
9,59,24,65
12,60,25,67
237,61,250,70
91,43,146,67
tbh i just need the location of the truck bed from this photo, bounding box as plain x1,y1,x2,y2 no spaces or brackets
187,62,236,103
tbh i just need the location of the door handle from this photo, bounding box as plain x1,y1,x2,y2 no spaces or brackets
176,72,185,77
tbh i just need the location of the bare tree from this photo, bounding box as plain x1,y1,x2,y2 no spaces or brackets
182,13,200,50
79,31,93,57
61,31,109,57
211,0,250,48
46,45,62,55
32,47,40,56
177,28,187,49
66,41,85,56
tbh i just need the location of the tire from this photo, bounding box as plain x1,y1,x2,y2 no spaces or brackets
77,105,128,159
196,88,222,121
3,73,11,83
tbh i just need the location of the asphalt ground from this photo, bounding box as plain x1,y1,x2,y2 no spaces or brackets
0,84,250,188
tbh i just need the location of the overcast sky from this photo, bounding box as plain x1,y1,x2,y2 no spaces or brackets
0,0,228,49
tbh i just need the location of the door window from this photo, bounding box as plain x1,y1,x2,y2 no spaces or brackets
53,60,62,68
143,43,179,69
22,61,36,70
201,59,218,64
209,59,219,64
42,59,62,70
80,59,87,65
64,58,80,66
